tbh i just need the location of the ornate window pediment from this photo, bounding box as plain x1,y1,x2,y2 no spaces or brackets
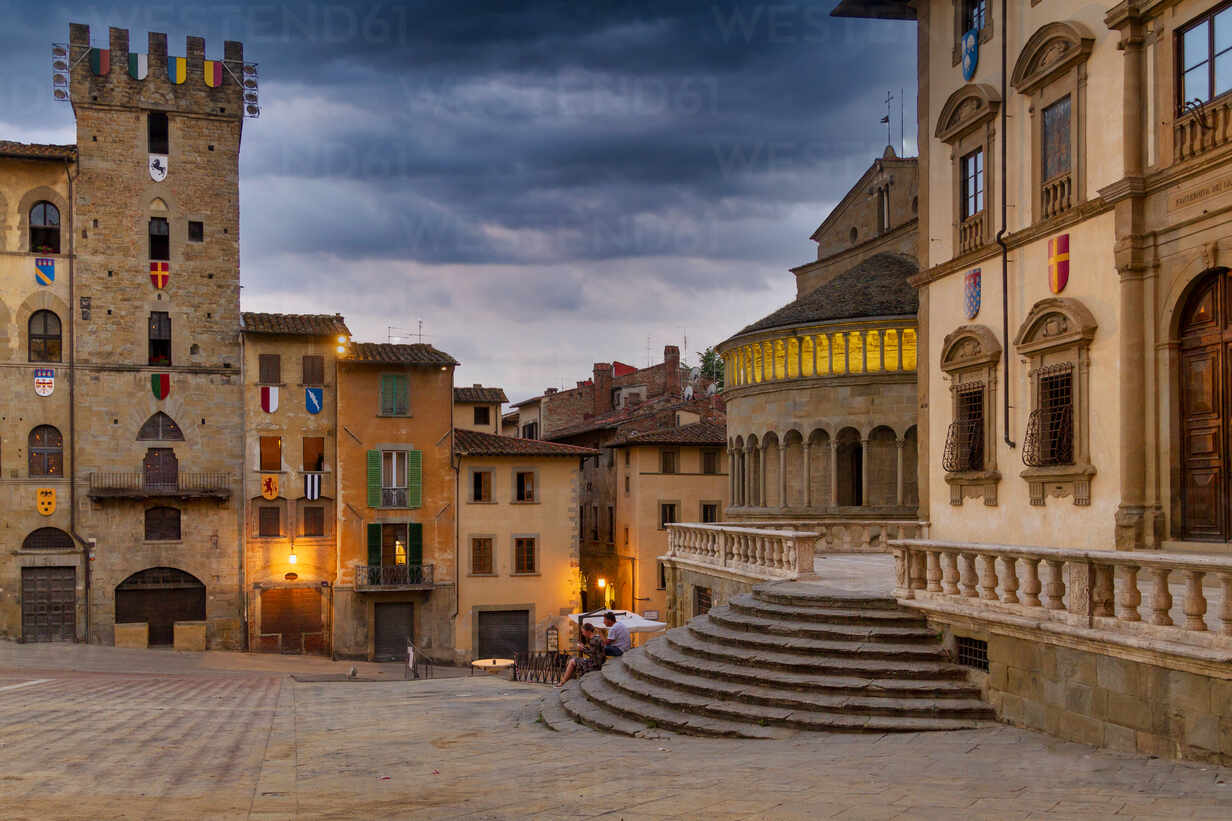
935,84,1001,144
1013,297,1097,355
1011,21,1095,95
941,324,1002,373
940,324,1002,504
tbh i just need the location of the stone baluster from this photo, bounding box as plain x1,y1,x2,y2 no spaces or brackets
925,550,942,593
978,554,999,601
863,525,872,552
911,550,926,591
1148,567,1173,626
1043,560,1066,610
1183,570,1207,631
1092,565,1115,618
941,552,960,595
1019,558,1042,607
999,557,1019,604
1220,573,1232,636
959,553,978,598
1118,565,1141,622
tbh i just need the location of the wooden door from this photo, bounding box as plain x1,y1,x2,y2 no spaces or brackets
21,566,75,642
1180,271,1232,540
373,602,413,661
143,448,178,488
477,610,528,660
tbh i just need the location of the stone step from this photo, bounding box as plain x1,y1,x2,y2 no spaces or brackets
601,659,992,734
577,668,791,739
537,692,588,734
728,594,926,626
688,616,948,661
643,640,984,700
707,606,940,643
556,679,675,739
665,627,968,680
752,582,899,610
619,650,993,720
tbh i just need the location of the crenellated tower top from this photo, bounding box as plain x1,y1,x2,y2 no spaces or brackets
64,24,256,119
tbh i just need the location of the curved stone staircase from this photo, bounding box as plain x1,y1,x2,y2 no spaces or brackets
554,581,995,738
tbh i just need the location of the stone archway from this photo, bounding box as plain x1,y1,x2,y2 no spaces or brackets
835,427,863,507
115,567,205,645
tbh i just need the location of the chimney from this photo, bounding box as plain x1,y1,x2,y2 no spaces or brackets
593,362,613,415
545,387,558,395
664,345,681,397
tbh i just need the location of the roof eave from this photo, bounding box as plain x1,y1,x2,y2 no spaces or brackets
830,0,916,20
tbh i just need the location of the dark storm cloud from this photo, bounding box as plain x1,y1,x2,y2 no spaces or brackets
1,0,915,398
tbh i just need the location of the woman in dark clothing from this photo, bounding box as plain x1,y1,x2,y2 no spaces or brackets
557,623,606,686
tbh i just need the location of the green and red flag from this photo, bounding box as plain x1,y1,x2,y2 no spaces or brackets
89,48,109,76
151,373,170,400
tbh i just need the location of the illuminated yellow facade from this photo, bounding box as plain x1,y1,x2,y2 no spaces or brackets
727,322,917,388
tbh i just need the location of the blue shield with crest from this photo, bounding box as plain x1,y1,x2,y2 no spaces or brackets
965,269,982,320
306,386,323,415
961,29,979,81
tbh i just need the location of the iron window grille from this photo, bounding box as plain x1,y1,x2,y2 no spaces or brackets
381,450,407,506
956,636,989,671
943,383,985,472
693,586,713,617
1023,364,1074,467
471,538,493,574
22,527,74,550
138,412,184,441
29,425,63,476
144,506,182,541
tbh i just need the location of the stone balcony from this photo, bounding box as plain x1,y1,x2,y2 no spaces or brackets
87,471,232,501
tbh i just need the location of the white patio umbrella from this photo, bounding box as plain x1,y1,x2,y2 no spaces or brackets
568,609,667,633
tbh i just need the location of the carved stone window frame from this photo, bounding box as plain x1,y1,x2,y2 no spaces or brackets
1012,21,1095,224
1013,297,1098,506
935,84,1000,256
940,324,1002,505
952,0,995,68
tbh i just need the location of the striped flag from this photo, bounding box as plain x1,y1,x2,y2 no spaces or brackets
89,48,109,76
128,53,148,80
168,57,187,84
304,473,321,501
204,60,223,87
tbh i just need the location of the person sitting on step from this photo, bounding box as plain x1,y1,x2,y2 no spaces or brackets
557,622,605,687
602,611,631,657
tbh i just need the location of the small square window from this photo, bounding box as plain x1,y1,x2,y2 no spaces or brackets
515,471,535,502
187,221,204,242
660,449,678,474
701,502,719,523
258,507,280,537
659,502,678,529
702,450,720,475
472,470,492,502
474,406,490,426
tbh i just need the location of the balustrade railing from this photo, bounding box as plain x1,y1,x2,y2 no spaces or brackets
354,563,434,589
959,215,984,254
1041,173,1073,219
88,471,232,493
731,519,927,553
1174,101,1232,163
665,523,819,581
891,539,1232,653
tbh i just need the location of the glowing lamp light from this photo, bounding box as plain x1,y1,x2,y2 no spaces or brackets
336,335,346,344
288,549,297,565
336,345,345,354
597,578,606,589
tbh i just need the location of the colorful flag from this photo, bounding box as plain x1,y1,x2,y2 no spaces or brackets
204,59,222,87
168,56,187,84
261,385,279,413
151,373,170,400
150,261,169,289
304,473,321,500
306,386,323,414
34,368,54,397
128,53,148,80
89,48,109,76
35,258,55,286
1048,234,1070,294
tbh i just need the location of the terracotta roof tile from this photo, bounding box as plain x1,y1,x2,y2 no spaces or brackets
613,420,728,447
0,141,77,160
454,428,598,457
241,312,351,337
348,342,459,366
454,386,508,403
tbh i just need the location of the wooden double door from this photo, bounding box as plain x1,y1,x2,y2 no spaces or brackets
1180,270,1232,540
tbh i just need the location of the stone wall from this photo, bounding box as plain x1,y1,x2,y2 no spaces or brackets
930,617,1232,766
662,561,758,628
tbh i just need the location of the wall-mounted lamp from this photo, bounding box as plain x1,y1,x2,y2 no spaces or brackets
288,547,297,565
597,577,606,589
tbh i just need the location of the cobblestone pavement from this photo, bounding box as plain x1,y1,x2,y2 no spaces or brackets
0,644,1229,820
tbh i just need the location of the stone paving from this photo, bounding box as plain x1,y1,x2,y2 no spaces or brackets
0,643,1230,819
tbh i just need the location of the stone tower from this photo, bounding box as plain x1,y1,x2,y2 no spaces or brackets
68,24,248,647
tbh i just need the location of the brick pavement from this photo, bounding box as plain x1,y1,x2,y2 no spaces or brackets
0,643,1229,819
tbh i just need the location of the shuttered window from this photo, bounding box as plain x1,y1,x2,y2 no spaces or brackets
368,522,424,567
302,505,324,537
303,437,324,472
259,436,281,472
471,537,493,574
367,449,422,508
472,470,492,502
258,507,280,537
515,471,535,502
302,355,324,386
379,374,409,416
514,537,537,574
144,506,181,541
258,354,281,384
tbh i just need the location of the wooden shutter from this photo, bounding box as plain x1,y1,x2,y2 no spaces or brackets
366,450,381,507
303,437,325,472
396,375,409,415
379,375,394,414
302,355,324,386
366,523,381,565
406,450,423,508
408,522,423,565
259,354,281,384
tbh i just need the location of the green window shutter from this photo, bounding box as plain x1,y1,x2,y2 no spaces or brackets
379,375,393,415
395,375,409,415
408,522,423,566
406,449,423,508
366,522,382,566
366,450,381,507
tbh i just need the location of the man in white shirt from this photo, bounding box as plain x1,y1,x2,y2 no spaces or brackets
603,611,632,657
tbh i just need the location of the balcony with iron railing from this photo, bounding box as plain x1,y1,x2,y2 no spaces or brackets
87,471,232,500
354,563,435,591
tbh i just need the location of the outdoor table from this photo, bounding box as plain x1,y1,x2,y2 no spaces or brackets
470,657,514,676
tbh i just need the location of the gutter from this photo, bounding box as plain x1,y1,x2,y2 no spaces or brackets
997,0,1016,450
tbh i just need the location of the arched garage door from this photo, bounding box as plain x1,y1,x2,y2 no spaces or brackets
115,567,205,645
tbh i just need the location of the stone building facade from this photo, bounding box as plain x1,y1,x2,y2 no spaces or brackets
0,23,251,648
241,313,349,654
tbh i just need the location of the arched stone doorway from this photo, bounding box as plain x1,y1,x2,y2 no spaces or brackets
1177,269,1232,540
115,567,206,645
835,427,863,506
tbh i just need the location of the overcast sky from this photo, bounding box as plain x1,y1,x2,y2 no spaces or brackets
2,1,916,403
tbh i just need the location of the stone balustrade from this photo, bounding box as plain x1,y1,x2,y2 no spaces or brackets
731,519,928,553
665,523,820,581
891,538,1232,655
1174,100,1232,163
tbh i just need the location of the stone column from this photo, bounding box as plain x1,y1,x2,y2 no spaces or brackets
759,447,767,507
860,439,870,507
896,438,905,506
829,440,839,507
803,442,813,508
778,445,788,509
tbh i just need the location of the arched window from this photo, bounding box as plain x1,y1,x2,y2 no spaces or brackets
23,527,74,550
29,425,63,476
144,507,181,541
29,310,61,362
138,412,184,441
29,201,60,253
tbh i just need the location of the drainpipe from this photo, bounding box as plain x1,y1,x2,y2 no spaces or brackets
997,0,1015,450
451,367,459,623
64,156,92,641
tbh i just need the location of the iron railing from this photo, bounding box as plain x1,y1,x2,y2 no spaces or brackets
513,651,569,685
88,471,232,494
354,563,434,589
